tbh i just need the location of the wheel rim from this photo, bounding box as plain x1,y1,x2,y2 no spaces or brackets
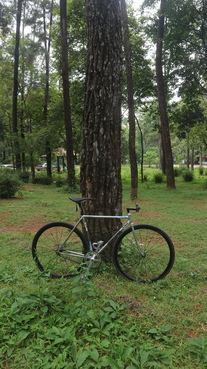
114,225,174,282
33,224,86,278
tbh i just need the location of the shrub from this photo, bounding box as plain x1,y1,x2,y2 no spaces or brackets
182,169,194,182
174,167,179,177
175,166,186,176
154,171,164,183
55,179,66,187
52,173,67,187
32,174,53,185
198,166,204,176
19,171,30,183
143,174,148,182
0,171,21,198
203,179,207,189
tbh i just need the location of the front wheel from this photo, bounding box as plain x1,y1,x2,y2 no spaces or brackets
32,222,88,278
113,224,175,282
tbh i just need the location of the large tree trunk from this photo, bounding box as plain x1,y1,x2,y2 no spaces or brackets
121,0,138,199
80,0,122,245
158,132,165,172
156,0,175,189
158,118,165,173
60,0,75,187
12,0,22,171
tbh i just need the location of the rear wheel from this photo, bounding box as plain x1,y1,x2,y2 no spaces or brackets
32,222,88,278
113,224,175,282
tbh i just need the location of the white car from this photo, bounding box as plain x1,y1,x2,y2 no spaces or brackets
36,163,56,171
0,164,16,170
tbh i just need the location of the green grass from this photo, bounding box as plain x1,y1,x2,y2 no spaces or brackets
1,167,207,368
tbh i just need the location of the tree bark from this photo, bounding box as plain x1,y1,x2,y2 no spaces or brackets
81,0,122,245
60,0,75,187
156,0,175,189
135,116,144,183
120,0,138,199
191,147,194,171
186,133,190,168
199,145,202,165
43,3,53,178
158,118,165,173
12,0,22,170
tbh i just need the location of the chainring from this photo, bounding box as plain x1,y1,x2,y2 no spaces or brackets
84,251,102,268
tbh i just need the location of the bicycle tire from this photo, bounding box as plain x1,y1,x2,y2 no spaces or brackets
113,224,175,282
32,222,88,278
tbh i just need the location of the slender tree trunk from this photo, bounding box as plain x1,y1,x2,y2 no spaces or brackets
156,0,175,189
199,145,203,165
60,0,75,187
30,152,35,180
12,0,22,170
43,3,53,178
135,116,144,183
186,133,190,168
120,0,138,199
81,0,122,245
20,0,26,172
191,147,194,170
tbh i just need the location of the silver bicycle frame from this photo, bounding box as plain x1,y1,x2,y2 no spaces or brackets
82,214,131,252
60,212,142,257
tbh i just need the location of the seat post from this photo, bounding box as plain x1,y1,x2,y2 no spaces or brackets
80,202,84,216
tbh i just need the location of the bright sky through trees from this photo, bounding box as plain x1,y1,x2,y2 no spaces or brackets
132,0,143,7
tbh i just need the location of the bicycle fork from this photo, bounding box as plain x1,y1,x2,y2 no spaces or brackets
128,214,146,258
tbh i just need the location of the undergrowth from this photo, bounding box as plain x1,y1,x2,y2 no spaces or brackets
1,275,176,369
1,167,207,368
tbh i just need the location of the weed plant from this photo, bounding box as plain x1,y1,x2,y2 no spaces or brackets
1,166,207,368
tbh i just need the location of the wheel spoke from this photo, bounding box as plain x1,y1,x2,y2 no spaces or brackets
32,222,88,278
113,224,175,282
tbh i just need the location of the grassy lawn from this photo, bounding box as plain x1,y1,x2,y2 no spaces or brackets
1,166,207,368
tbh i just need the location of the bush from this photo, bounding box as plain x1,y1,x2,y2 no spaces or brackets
174,167,179,177
52,173,68,187
143,174,148,182
0,171,21,198
175,166,186,176
182,169,194,182
203,179,207,189
154,171,164,183
32,174,53,185
19,171,30,183
198,166,204,176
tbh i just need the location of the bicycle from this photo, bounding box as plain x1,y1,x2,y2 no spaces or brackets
32,196,175,282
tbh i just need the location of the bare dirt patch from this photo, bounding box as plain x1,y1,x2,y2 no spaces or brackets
1,219,44,234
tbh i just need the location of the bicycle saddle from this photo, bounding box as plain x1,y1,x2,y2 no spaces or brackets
69,196,93,204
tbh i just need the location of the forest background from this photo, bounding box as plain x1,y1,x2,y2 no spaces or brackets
1,1,207,368
1,0,207,187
